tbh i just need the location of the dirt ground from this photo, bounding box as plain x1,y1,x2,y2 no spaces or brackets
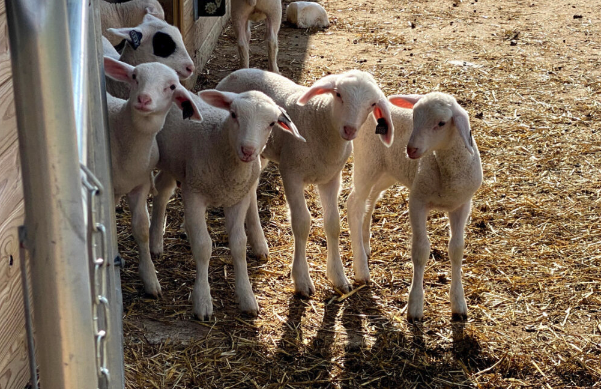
117,0,601,387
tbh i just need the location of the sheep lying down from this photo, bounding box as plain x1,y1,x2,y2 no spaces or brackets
286,2,330,29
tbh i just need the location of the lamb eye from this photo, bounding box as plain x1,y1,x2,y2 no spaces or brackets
438,121,446,127
231,112,237,119
270,122,275,127
170,84,176,90
132,74,136,80
371,103,376,107
336,92,341,98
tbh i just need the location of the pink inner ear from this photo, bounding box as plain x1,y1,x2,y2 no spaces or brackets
389,97,414,109
175,96,187,103
298,86,333,105
278,121,291,131
381,132,392,146
374,107,384,119
104,58,130,82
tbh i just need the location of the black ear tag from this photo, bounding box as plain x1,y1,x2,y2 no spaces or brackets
128,30,143,50
375,118,388,135
181,100,194,120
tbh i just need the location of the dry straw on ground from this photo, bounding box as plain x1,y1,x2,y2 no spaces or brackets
117,0,600,387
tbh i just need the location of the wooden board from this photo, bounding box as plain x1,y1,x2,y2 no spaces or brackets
0,79,17,157
0,145,28,389
0,1,30,388
0,8,11,86
0,201,28,389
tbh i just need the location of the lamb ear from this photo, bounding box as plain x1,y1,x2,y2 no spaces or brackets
373,98,394,147
198,90,235,110
106,27,147,49
173,86,203,122
451,102,474,155
297,74,338,106
145,6,163,18
388,94,423,109
277,107,306,142
142,13,162,23
103,57,135,84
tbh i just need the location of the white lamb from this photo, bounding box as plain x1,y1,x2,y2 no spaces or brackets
148,90,305,319
100,0,165,45
231,0,281,73
104,14,195,99
286,2,330,29
216,68,395,297
347,92,483,322
104,57,202,297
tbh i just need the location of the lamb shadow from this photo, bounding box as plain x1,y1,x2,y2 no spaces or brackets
274,294,344,384
335,287,478,387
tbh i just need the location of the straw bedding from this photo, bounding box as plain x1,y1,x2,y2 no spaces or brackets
117,0,601,387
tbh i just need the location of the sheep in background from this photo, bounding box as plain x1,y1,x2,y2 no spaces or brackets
231,0,281,73
286,2,329,29
100,0,165,45
104,14,195,99
149,90,305,319
217,68,394,297
104,57,202,297
102,36,121,60
347,92,482,322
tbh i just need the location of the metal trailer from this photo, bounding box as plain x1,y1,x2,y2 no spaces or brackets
6,0,125,388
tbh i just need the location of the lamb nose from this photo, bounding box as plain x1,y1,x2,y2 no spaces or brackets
138,94,152,106
241,146,255,157
344,126,356,136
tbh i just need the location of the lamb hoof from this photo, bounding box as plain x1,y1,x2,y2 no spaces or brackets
239,296,259,317
335,282,352,295
193,298,213,321
328,270,352,295
140,269,162,298
143,284,162,299
253,247,269,261
294,277,315,298
407,314,424,324
354,265,371,285
451,312,468,322
150,251,162,260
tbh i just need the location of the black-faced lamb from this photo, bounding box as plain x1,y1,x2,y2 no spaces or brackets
347,92,483,321
216,68,394,297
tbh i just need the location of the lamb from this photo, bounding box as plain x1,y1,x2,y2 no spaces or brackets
100,0,165,45
102,36,120,61
347,92,483,322
148,90,305,319
104,14,195,99
104,56,202,297
231,0,282,73
216,68,395,297
286,2,330,29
